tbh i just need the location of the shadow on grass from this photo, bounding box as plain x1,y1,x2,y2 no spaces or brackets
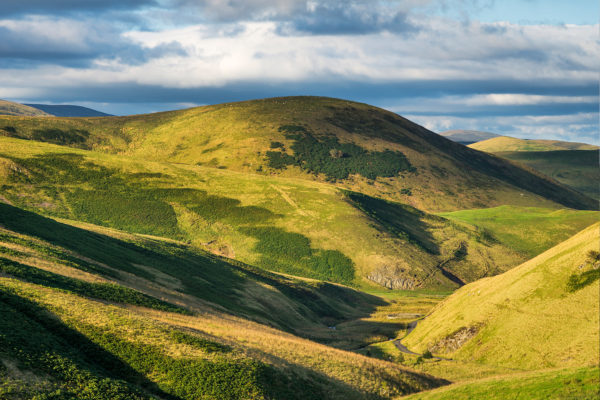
0,288,177,399
0,203,386,335
345,192,439,254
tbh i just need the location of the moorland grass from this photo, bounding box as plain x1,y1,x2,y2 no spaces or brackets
495,150,599,200
469,136,598,152
0,202,388,339
1,278,447,399
0,135,594,291
0,288,163,400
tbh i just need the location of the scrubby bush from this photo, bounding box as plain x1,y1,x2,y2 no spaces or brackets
566,250,600,292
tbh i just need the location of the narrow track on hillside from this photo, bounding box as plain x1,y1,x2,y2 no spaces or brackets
393,319,453,361
270,184,307,215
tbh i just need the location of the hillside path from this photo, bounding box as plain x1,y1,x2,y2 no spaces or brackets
393,320,452,361
393,320,421,355
270,184,307,216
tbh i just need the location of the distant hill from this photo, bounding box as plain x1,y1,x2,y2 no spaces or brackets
0,99,51,116
469,136,598,152
404,222,599,370
493,150,599,200
439,130,500,145
469,136,599,200
24,103,112,117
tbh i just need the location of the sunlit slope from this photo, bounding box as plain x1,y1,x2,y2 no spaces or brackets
400,367,599,400
0,96,595,211
439,205,599,258
0,205,447,399
0,202,385,339
469,135,599,152
404,223,600,370
0,99,50,117
0,136,533,290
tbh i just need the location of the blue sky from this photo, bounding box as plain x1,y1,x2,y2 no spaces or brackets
0,0,597,143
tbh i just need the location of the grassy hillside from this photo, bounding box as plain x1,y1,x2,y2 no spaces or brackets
0,202,449,399
0,96,595,211
438,205,599,258
0,136,543,290
468,136,599,199
469,136,598,152
400,367,599,400
493,150,599,200
403,223,600,370
0,100,50,117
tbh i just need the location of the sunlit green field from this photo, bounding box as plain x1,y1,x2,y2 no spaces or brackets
439,205,599,257
401,367,599,400
404,223,600,371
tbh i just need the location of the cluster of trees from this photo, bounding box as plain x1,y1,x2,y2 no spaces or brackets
242,226,355,284
266,125,414,181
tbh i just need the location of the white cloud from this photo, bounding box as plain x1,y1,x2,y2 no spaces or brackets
462,94,598,106
1,9,597,144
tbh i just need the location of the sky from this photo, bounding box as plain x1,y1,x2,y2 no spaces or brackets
0,0,598,143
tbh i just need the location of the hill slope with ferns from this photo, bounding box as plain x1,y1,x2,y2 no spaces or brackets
0,136,541,291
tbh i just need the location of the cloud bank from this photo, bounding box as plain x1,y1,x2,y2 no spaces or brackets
0,0,597,143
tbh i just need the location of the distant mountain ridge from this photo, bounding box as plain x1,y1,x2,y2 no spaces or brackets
439,130,500,145
24,103,113,117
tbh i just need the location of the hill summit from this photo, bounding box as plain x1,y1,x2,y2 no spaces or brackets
0,96,595,212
